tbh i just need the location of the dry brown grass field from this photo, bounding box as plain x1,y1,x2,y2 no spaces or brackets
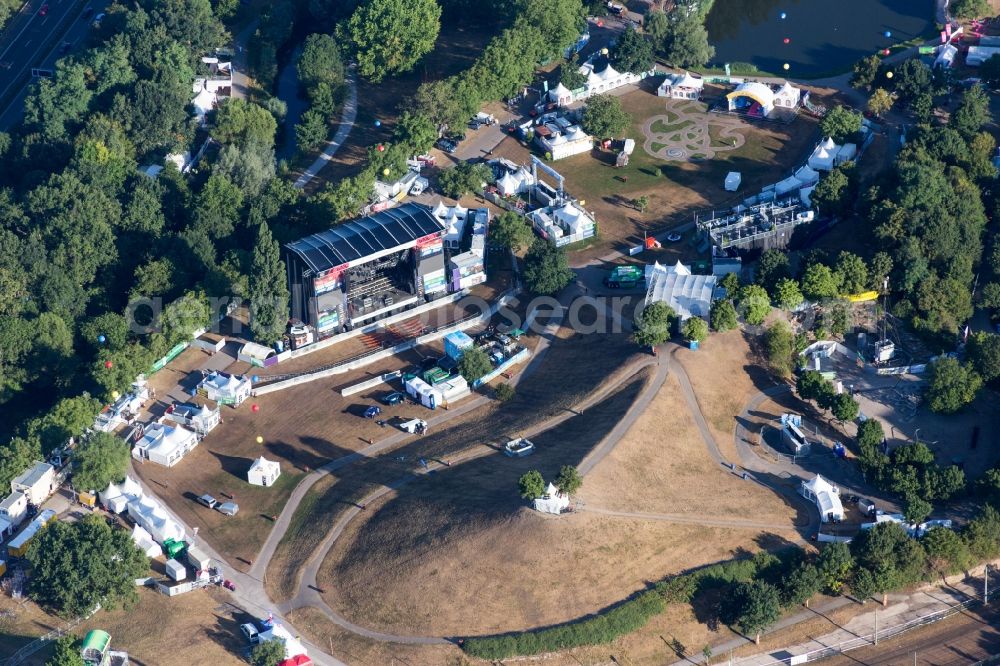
0,588,245,666
265,328,645,602
581,372,799,525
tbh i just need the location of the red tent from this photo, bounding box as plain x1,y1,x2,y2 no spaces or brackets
278,656,312,666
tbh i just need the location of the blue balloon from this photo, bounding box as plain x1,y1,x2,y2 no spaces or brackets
97,335,106,343
374,120,382,127
883,30,892,38
780,12,786,19
252,374,260,383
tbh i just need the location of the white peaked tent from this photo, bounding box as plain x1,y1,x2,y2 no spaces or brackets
549,81,573,106
808,137,838,171
248,457,281,487
836,143,857,163
131,525,163,558
497,170,521,197
724,171,741,192
432,201,449,219
127,494,185,545
100,476,143,514
800,475,844,523
533,482,570,515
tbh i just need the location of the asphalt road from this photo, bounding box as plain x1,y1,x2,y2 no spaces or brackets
821,604,1000,665
0,0,105,129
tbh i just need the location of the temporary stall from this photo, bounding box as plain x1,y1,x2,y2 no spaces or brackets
532,482,570,515
658,71,704,99
100,476,142,514
165,558,187,582
449,251,486,291
836,143,857,164
793,165,819,186
800,475,844,523
131,525,163,558
127,494,185,545
444,331,474,360
0,518,11,539
774,175,804,197
724,171,741,192
799,185,816,207
780,414,810,455
436,376,471,405
7,509,56,558
237,343,275,367
404,376,443,409
185,545,212,572
966,45,1000,66
935,43,958,68
247,457,281,487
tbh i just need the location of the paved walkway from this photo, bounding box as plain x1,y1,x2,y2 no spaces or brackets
293,65,358,189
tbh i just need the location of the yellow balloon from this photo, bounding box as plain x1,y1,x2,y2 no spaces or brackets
383,168,390,176
782,63,790,70
579,200,586,206
111,391,120,400
256,436,264,444
600,47,609,55
886,71,894,79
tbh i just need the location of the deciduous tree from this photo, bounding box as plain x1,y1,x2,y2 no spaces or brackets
633,301,675,347
581,94,630,138
489,211,534,251
867,88,896,118
774,278,803,310
613,27,654,74
819,106,862,143
458,346,493,383
555,465,582,495
297,33,345,94
519,470,545,499
710,299,738,332
739,284,771,326
522,239,573,295
340,0,441,81
73,432,130,492
926,356,982,413
851,54,882,90
681,316,709,343
28,515,148,617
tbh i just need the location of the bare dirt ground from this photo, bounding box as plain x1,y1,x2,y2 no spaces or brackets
0,588,245,666
581,372,798,526
671,330,764,462
265,328,644,602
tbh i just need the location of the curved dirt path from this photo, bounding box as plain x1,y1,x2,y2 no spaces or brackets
293,65,358,189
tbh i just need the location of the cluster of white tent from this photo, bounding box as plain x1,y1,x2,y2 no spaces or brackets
533,483,570,515
800,475,844,523
862,513,954,539
100,476,185,554
644,260,719,321
527,200,596,247
432,201,470,250
549,60,653,106
807,137,857,172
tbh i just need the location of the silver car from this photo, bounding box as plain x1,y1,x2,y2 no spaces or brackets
215,501,239,516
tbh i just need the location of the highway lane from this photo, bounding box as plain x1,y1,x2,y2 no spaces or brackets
0,0,102,129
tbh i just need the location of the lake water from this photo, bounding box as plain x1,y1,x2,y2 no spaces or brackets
705,0,935,77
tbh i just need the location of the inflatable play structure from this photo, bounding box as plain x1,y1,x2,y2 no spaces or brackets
726,81,800,118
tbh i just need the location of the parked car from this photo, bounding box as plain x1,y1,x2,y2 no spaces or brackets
240,623,260,644
196,494,217,509
364,405,382,419
435,138,457,154
216,502,239,516
381,392,405,406
858,498,877,517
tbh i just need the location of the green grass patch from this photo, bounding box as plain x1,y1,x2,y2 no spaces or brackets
650,142,667,153
462,591,665,659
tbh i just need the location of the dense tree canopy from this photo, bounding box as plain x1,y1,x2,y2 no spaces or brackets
522,239,574,295
73,432,129,493
613,27,654,74
819,106,862,143
581,94,630,138
633,301,675,347
925,356,982,413
340,0,442,82
28,515,148,617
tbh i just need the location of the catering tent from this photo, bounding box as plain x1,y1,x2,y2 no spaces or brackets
724,171,741,192
248,457,281,487
836,143,857,164
131,525,163,558
774,175,803,196
533,482,570,515
800,475,845,523
405,376,443,409
127,494,185,545
644,261,718,320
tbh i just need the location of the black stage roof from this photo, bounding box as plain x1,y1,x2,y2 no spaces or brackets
285,203,444,274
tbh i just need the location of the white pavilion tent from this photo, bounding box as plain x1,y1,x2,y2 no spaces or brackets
533,482,570,514
800,475,845,523
808,137,838,171
644,261,718,320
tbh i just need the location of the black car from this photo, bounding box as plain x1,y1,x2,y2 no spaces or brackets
435,138,457,154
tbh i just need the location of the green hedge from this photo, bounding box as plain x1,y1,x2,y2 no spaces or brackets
462,591,665,659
